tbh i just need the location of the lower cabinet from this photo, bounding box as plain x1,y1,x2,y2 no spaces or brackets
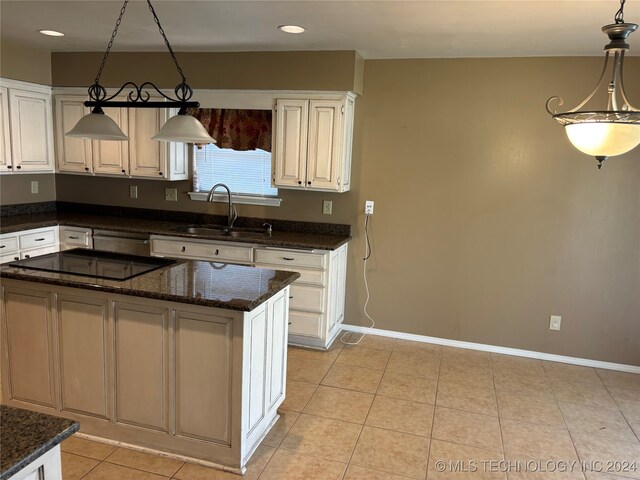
0,280,289,472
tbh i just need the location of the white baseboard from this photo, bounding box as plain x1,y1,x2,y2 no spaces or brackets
341,324,640,374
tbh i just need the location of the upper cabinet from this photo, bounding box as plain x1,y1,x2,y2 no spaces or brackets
0,79,55,174
272,93,355,193
54,93,188,181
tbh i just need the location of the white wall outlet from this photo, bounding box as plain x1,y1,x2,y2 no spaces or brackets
365,200,374,215
165,188,178,202
30,181,39,194
322,200,332,215
549,315,562,331
129,185,138,199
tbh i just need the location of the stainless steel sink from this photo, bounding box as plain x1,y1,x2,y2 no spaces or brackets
173,225,269,239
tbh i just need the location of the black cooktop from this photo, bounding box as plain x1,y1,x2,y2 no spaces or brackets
8,248,176,281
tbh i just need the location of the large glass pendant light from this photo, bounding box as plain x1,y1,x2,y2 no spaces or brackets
66,0,214,145
546,0,639,169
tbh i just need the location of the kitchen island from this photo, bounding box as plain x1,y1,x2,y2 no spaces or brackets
0,255,299,474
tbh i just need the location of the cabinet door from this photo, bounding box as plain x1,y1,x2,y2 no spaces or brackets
9,89,54,172
272,99,308,188
129,107,168,178
57,295,109,419
114,301,170,432
306,100,342,191
93,106,129,176
2,287,56,407
0,87,11,173
174,309,233,444
55,96,92,173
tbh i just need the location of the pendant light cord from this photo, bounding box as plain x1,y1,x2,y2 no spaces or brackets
615,0,626,24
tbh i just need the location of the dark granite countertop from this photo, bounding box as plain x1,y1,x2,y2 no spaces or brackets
0,206,351,251
0,405,79,480
1,259,300,311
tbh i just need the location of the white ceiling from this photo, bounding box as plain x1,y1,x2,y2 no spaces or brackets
1,0,639,59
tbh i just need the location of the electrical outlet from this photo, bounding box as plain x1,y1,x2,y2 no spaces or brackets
549,315,562,331
30,181,39,194
365,200,374,215
129,185,138,199
322,200,332,215
165,188,178,202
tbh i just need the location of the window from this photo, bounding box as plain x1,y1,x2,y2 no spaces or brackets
193,143,278,198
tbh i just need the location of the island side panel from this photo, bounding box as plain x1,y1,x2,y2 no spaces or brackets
0,279,291,472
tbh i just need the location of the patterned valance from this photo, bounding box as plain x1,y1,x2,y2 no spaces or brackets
188,108,272,152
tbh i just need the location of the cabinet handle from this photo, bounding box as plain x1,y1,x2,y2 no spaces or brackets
297,181,302,185
34,238,46,242
288,322,292,325
16,165,21,170
181,246,186,252
215,249,219,255
283,257,294,261
0,245,4,249
68,236,79,240
289,295,294,299
7,165,12,169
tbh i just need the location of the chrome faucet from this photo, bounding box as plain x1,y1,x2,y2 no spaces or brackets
207,183,237,230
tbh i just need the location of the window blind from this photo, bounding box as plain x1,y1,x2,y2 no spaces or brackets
194,144,278,197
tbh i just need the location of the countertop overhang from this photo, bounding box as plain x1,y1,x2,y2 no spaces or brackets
1,259,300,311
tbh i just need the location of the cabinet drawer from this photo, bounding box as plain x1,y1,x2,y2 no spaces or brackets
19,228,56,250
0,235,18,254
61,227,92,248
289,284,325,313
1,252,21,264
254,248,326,269
289,311,323,338
20,245,57,259
152,238,253,263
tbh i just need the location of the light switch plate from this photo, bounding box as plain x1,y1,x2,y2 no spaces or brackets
30,181,39,194
165,188,178,202
322,200,332,215
129,185,138,199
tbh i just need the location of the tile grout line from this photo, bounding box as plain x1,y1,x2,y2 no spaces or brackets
489,353,507,471
424,347,443,480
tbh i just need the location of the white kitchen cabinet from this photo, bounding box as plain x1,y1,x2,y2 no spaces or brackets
150,236,253,264
272,93,355,193
59,226,93,250
0,227,59,264
55,95,93,174
128,106,188,180
53,92,187,180
254,243,348,349
0,87,11,172
0,79,55,174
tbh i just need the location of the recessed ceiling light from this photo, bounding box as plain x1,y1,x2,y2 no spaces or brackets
278,25,306,34
39,30,65,37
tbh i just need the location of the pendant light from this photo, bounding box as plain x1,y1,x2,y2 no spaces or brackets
546,0,639,169
66,0,214,145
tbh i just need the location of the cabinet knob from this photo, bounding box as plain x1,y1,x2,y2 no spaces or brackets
159,172,163,176
288,322,292,325
297,181,302,185
14,256,19,261
122,169,126,174
215,249,219,255
16,165,21,170
181,246,186,252
307,181,311,185
7,165,12,169
24,254,30,258
85,167,89,171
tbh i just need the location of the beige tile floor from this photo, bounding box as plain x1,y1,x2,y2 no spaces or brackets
61,334,640,480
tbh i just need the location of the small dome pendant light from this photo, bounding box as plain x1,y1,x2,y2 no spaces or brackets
546,0,640,169
66,0,214,145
